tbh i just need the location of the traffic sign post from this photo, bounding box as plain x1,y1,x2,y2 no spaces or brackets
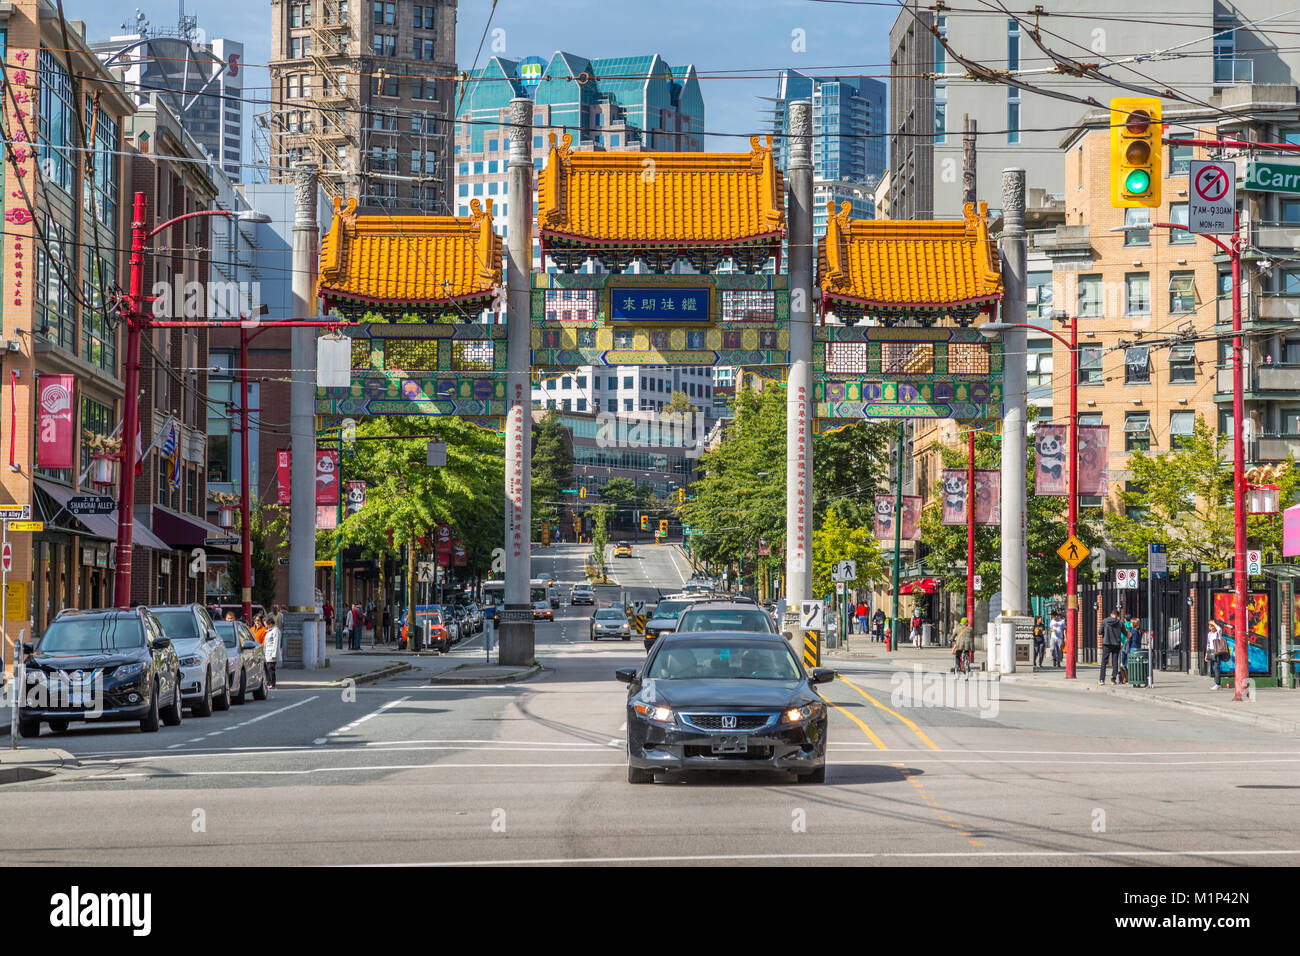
800,600,822,668
1189,159,1236,234
1247,550,1262,575
1116,568,1139,589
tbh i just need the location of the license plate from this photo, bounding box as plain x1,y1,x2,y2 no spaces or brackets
712,735,747,754
69,689,88,707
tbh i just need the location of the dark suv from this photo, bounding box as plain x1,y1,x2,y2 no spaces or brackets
20,608,183,736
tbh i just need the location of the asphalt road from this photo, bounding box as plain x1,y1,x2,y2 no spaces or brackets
3,542,1299,866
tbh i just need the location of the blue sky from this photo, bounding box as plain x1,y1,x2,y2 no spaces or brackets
69,0,894,167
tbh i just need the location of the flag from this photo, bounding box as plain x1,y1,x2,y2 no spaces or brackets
36,374,75,469
161,422,181,491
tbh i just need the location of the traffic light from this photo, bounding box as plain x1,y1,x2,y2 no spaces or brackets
659,519,669,536
579,487,587,499
676,488,686,504
1110,97,1162,208
640,515,648,530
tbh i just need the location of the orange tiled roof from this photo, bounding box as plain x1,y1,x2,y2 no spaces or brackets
818,201,1002,311
536,134,785,246
318,197,502,307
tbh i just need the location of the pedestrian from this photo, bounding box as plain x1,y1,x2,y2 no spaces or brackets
1048,610,1066,667
951,616,974,672
910,612,922,648
323,600,334,638
1032,616,1046,667
1098,608,1124,685
263,616,280,689
1206,618,1228,689
348,603,363,650
871,607,885,642
855,601,868,635
252,614,268,646
272,604,285,631
382,605,392,644
223,610,236,622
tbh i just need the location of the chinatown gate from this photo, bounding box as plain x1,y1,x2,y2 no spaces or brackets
315,98,1004,667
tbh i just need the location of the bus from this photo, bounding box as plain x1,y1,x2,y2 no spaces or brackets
481,580,550,622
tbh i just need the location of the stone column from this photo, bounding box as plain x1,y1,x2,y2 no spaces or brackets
785,101,814,639
500,98,536,666
998,168,1029,670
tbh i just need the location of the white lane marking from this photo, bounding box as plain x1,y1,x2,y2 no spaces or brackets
161,696,322,751
313,695,412,745
362,738,610,747
606,739,621,747
166,743,186,749
619,722,627,731
355,848,1300,867
68,761,627,780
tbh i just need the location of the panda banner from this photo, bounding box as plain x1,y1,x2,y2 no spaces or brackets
875,495,921,541
1034,425,1069,496
344,480,367,515
941,470,1001,525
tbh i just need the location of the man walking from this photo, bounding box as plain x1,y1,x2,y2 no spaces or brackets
263,616,280,689
1099,608,1124,685
872,607,886,642
1048,610,1066,667
855,601,868,636
346,603,363,650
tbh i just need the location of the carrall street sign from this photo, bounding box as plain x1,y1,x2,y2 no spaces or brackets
1244,159,1300,195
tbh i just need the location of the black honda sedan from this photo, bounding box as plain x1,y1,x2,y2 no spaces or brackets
616,632,834,784
20,608,183,736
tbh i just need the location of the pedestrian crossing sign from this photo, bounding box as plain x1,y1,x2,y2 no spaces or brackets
1057,535,1090,568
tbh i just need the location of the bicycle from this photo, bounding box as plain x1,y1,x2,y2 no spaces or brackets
952,647,973,674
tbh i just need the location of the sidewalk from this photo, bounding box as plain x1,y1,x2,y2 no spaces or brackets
0,747,76,784
276,649,414,689
427,662,544,684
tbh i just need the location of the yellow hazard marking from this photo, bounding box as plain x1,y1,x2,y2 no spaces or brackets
838,675,941,751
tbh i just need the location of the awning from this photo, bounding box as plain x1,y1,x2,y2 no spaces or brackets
152,505,237,551
35,479,171,551
900,578,939,595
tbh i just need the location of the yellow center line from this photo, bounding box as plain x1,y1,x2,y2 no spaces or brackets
838,675,941,751
825,700,887,750
896,762,983,849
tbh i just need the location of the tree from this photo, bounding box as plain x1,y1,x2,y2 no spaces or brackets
812,420,894,528
531,409,573,538
1105,416,1299,571
589,504,611,579
663,390,697,418
811,510,884,599
229,504,287,610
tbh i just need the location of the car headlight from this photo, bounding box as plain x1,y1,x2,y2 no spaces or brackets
783,702,824,724
180,656,201,667
634,702,674,723
115,662,145,679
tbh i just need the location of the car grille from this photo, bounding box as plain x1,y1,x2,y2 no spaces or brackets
681,713,773,732
684,745,774,760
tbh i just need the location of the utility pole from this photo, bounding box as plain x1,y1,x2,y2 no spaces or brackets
999,169,1029,670
500,98,535,666
962,115,977,206
786,99,814,642
288,164,320,668
890,421,904,651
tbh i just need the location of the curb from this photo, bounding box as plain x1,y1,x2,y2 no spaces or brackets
428,663,545,685
0,748,77,785
277,661,413,689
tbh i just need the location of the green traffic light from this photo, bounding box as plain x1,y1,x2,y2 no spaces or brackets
1124,168,1151,195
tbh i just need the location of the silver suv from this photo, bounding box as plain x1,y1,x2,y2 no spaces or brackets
148,604,231,717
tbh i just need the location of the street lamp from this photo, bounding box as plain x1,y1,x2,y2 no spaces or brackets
1114,214,1250,701
981,312,1082,678
113,193,271,608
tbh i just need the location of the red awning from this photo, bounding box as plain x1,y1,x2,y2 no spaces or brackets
900,578,938,595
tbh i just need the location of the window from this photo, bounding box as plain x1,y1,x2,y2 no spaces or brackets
1079,345,1103,385
1168,343,1197,382
1026,341,1053,399
623,376,633,389
1170,143,1192,176
1283,407,1300,434
372,1,394,24
1168,202,1194,243
1168,272,1197,313
1124,411,1151,452
1125,480,1150,522
1124,345,1150,384
1126,273,1150,315
1282,199,1300,224
1124,207,1150,246
1007,88,1020,144
289,35,311,58
1077,275,1102,317
1026,270,1053,318
373,33,396,57
39,51,75,192
1169,410,1195,448
1007,18,1020,70
1286,336,1300,365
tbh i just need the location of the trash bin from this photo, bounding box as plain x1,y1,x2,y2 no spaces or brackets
922,622,934,646
1127,649,1151,687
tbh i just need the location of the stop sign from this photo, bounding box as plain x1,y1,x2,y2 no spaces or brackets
1,542,10,573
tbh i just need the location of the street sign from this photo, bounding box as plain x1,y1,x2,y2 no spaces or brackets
1116,568,1139,589
7,521,42,532
1,542,10,573
835,581,845,595
1188,159,1236,234
314,559,334,567
1148,542,1167,578
800,600,823,632
426,441,447,467
67,495,116,516
205,537,239,547
973,574,982,591
1244,158,1300,195
830,559,857,583
1247,550,1262,575
1057,535,1090,568
0,506,30,520
631,600,647,615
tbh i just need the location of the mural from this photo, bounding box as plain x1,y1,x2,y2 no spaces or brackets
1212,590,1270,675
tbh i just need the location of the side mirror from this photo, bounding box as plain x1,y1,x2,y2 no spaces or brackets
151,637,172,650
615,667,637,684
22,642,34,654
243,641,258,651
811,668,836,684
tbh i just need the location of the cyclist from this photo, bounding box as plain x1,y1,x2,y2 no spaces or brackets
951,616,974,673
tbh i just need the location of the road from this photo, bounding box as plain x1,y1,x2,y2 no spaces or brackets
2,541,1299,866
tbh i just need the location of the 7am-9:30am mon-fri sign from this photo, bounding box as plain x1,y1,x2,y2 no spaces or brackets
1188,159,1236,234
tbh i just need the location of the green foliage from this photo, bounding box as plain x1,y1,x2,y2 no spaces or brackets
811,510,883,598
531,409,573,537
663,390,697,417
589,504,611,576
1105,416,1299,571
812,420,894,527
229,504,286,609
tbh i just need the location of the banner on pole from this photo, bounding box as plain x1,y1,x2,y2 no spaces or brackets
940,470,968,526
875,495,921,541
435,522,453,555
1077,425,1110,496
36,374,76,469
344,480,366,515
453,539,467,567
939,470,999,525
276,449,291,505
1034,424,1069,496
315,505,337,530
315,449,339,506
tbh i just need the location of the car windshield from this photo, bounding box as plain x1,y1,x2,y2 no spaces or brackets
151,609,200,640
646,642,800,680
39,617,145,652
675,609,776,633
651,600,692,621
595,609,624,620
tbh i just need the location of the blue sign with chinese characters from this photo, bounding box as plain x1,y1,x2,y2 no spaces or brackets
608,287,712,325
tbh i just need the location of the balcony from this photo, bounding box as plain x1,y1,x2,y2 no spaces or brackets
1257,434,1300,461
1214,57,1254,85
1029,224,1091,254
1254,222,1300,249
1216,364,1300,397
1259,293,1300,322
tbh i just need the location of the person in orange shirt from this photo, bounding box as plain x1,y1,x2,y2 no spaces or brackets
252,613,268,646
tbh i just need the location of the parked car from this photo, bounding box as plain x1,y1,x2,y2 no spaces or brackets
447,604,469,643
437,605,462,644
214,619,268,704
148,604,231,716
20,607,183,736
590,607,631,641
571,585,595,606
